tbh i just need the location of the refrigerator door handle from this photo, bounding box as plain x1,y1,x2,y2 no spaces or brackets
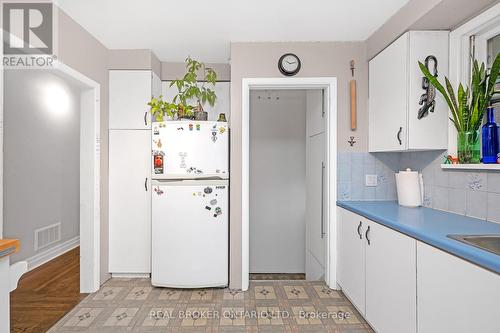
144,177,148,191
321,161,325,239
144,111,148,126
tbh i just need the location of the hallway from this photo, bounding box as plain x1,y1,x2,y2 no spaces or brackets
10,248,85,333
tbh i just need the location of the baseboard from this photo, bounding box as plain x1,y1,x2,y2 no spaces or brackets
26,236,80,271
111,273,151,278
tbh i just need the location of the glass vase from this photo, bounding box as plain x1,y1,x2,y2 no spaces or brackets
481,107,499,164
457,130,481,164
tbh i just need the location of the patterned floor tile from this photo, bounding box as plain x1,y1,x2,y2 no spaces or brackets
283,286,309,300
48,279,374,333
103,307,139,326
254,286,276,300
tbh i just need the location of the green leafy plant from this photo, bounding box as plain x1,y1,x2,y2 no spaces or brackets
419,53,500,132
147,57,217,121
148,96,178,121
171,57,217,114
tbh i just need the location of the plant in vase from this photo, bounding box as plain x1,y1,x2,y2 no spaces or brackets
170,57,217,121
419,53,500,164
147,57,217,121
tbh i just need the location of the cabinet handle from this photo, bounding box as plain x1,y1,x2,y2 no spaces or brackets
320,161,325,239
144,111,148,126
397,127,402,145
365,225,371,245
357,221,363,239
144,177,148,191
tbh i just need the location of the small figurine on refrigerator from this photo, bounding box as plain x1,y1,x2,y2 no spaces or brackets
217,113,227,122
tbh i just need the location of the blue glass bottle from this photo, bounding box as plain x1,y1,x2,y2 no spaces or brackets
482,106,499,164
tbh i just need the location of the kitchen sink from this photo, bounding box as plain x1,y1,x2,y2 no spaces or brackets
447,234,500,256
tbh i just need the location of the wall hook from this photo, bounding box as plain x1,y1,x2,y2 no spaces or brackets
348,136,356,146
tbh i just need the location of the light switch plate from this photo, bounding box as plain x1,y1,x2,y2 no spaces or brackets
365,174,378,187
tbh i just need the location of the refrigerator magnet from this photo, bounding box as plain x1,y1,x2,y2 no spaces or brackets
210,199,217,205
204,187,213,194
189,124,193,131
196,124,201,131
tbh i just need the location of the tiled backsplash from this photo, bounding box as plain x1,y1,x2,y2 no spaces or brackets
338,150,500,224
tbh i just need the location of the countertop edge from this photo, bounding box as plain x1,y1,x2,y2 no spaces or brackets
336,201,500,275
0,239,20,259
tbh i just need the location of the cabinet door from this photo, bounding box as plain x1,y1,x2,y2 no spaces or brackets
365,220,416,333
407,31,449,150
109,70,152,129
337,208,365,313
306,89,325,137
305,132,326,280
109,130,151,273
417,241,500,333
369,33,408,152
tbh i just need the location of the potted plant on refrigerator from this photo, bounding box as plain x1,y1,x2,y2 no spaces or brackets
147,57,218,121
419,54,500,163
170,57,217,121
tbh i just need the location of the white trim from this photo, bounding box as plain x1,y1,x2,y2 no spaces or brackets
51,61,101,293
26,236,80,271
111,273,151,278
448,3,500,155
241,77,338,291
441,163,500,170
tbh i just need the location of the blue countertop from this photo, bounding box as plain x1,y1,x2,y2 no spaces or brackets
337,201,500,274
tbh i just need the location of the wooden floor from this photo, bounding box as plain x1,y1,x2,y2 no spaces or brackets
10,247,86,333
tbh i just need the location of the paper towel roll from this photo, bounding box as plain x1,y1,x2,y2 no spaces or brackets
395,168,423,207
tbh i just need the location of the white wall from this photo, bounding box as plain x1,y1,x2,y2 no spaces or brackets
249,89,306,273
3,69,81,263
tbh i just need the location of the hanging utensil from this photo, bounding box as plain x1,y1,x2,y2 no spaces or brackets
350,60,357,130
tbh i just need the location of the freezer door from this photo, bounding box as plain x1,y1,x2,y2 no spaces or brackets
151,180,228,288
152,121,229,179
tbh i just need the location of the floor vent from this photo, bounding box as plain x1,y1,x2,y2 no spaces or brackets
34,223,61,251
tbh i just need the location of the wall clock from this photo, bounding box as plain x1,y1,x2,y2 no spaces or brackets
278,53,301,76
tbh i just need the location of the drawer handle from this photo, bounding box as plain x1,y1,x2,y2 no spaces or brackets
144,177,148,192
397,127,402,145
144,111,148,126
365,225,371,245
357,221,363,239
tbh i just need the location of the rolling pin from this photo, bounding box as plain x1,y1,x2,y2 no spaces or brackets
350,79,357,130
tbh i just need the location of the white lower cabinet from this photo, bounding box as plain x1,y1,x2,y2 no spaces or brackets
337,207,416,333
417,241,500,333
109,130,151,274
337,208,366,312
365,221,416,333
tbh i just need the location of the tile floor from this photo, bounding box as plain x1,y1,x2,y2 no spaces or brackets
48,278,374,332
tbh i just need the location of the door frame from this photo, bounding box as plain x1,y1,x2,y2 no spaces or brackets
50,61,101,293
241,77,337,291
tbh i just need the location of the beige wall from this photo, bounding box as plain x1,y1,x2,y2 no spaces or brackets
229,42,367,288
108,49,162,78
57,8,111,284
161,62,231,81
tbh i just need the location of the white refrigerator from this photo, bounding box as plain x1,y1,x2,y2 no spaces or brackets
151,121,229,288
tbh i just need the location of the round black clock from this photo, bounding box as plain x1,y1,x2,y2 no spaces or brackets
278,53,301,76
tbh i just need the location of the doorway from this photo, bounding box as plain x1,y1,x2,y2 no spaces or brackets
241,77,337,291
249,89,327,282
1,61,100,294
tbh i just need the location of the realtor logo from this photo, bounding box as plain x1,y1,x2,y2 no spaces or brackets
3,2,56,67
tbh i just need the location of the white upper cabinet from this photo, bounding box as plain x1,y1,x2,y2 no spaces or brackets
109,70,153,129
369,31,449,152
